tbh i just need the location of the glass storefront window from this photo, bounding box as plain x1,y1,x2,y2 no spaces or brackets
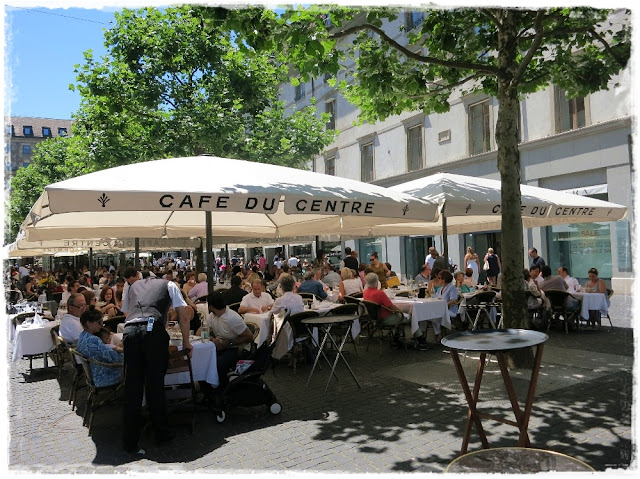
404,236,433,279
321,241,342,267
358,237,385,265
547,222,613,281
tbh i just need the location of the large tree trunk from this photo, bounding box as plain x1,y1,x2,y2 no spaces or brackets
496,11,527,330
496,12,532,368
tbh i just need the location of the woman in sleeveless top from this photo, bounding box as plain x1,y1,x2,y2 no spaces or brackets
464,246,480,284
368,251,389,289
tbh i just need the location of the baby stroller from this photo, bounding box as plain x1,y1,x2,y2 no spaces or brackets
212,309,288,423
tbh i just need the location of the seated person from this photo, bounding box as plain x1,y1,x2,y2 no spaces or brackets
523,268,543,310
322,263,342,290
271,275,304,316
414,264,431,286
223,275,249,305
435,271,460,333
540,264,580,312
99,286,121,318
297,269,328,300
238,279,274,314
77,308,124,387
362,272,408,348
583,267,607,294
426,268,443,297
463,268,476,288
60,293,88,345
338,267,363,301
201,291,254,388
529,265,544,289
454,271,473,294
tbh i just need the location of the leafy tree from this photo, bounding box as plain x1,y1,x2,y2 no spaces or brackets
8,5,334,240
215,6,631,327
7,136,90,241
71,6,334,170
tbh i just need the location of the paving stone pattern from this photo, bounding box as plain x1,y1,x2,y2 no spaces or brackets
6,294,635,473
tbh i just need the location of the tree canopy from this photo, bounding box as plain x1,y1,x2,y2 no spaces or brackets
8,5,335,240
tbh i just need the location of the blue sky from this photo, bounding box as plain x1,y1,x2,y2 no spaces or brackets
4,6,117,119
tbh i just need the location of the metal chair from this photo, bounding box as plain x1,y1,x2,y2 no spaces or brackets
285,310,320,373
165,346,197,434
69,348,124,436
603,289,614,329
545,290,581,334
463,291,498,330
228,302,241,313
361,300,408,352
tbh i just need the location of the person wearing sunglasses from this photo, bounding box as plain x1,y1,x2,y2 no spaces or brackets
59,293,88,346
368,252,390,289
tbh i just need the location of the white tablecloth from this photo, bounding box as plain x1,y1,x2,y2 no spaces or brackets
573,292,608,320
113,333,220,387
392,298,450,335
12,320,59,362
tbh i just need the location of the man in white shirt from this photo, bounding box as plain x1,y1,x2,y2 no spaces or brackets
558,266,581,293
529,265,544,288
425,247,438,269
59,293,87,345
238,279,274,314
287,254,299,268
271,275,304,316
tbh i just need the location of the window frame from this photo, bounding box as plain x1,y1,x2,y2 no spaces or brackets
58,127,68,137
406,123,424,172
23,125,33,137
294,81,306,101
325,155,335,176
468,98,492,155
405,11,424,30
325,99,336,130
42,127,52,138
360,140,375,182
22,144,32,155
554,86,588,133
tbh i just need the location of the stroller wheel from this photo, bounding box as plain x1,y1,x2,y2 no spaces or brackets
216,410,226,423
269,402,282,415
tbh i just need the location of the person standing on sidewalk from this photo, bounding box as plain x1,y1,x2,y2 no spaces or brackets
120,267,193,455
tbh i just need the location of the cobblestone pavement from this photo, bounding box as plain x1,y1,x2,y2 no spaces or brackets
6,294,636,474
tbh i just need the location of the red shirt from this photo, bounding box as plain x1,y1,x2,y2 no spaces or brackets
363,288,394,319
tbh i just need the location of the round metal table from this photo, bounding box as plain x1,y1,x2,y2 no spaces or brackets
441,329,548,454
445,447,594,473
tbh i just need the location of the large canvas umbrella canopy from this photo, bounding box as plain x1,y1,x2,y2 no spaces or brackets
21,156,436,242
337,172,627,238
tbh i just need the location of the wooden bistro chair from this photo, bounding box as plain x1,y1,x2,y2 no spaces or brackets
164,346,197,434
69,348,124,436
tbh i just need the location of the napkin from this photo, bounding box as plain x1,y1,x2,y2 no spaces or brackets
31,312,46,327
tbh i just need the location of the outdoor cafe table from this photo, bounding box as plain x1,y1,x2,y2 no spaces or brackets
302,314,362,395
571,292,609,321
12,319,60,367
445,447,594,473
441,329,548,455
113,332,219,387
391,297,450,335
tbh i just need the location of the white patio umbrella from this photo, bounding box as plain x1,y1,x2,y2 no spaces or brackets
337,172,626,243
19,156,437,288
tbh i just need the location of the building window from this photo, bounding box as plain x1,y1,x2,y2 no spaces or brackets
325,156,335,176
42,127,52,137
23,126,33,136
407,124,423,172
58,127,68,137
468,99,491,155
325,100,336,130
5,125,11,135
361,141,374,182
321,13,332,28
555,88,586,133
405,11,424,30
22,144,32,155
294,82,306,101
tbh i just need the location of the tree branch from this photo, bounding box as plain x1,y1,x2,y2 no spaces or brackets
328,23,499,75
512,10,546,87
479,8,503,33
588,27,627,67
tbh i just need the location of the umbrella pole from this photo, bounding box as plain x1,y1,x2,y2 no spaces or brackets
206,211,214,295
135,238,140,270
89,248,94,286
441,202,449,262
